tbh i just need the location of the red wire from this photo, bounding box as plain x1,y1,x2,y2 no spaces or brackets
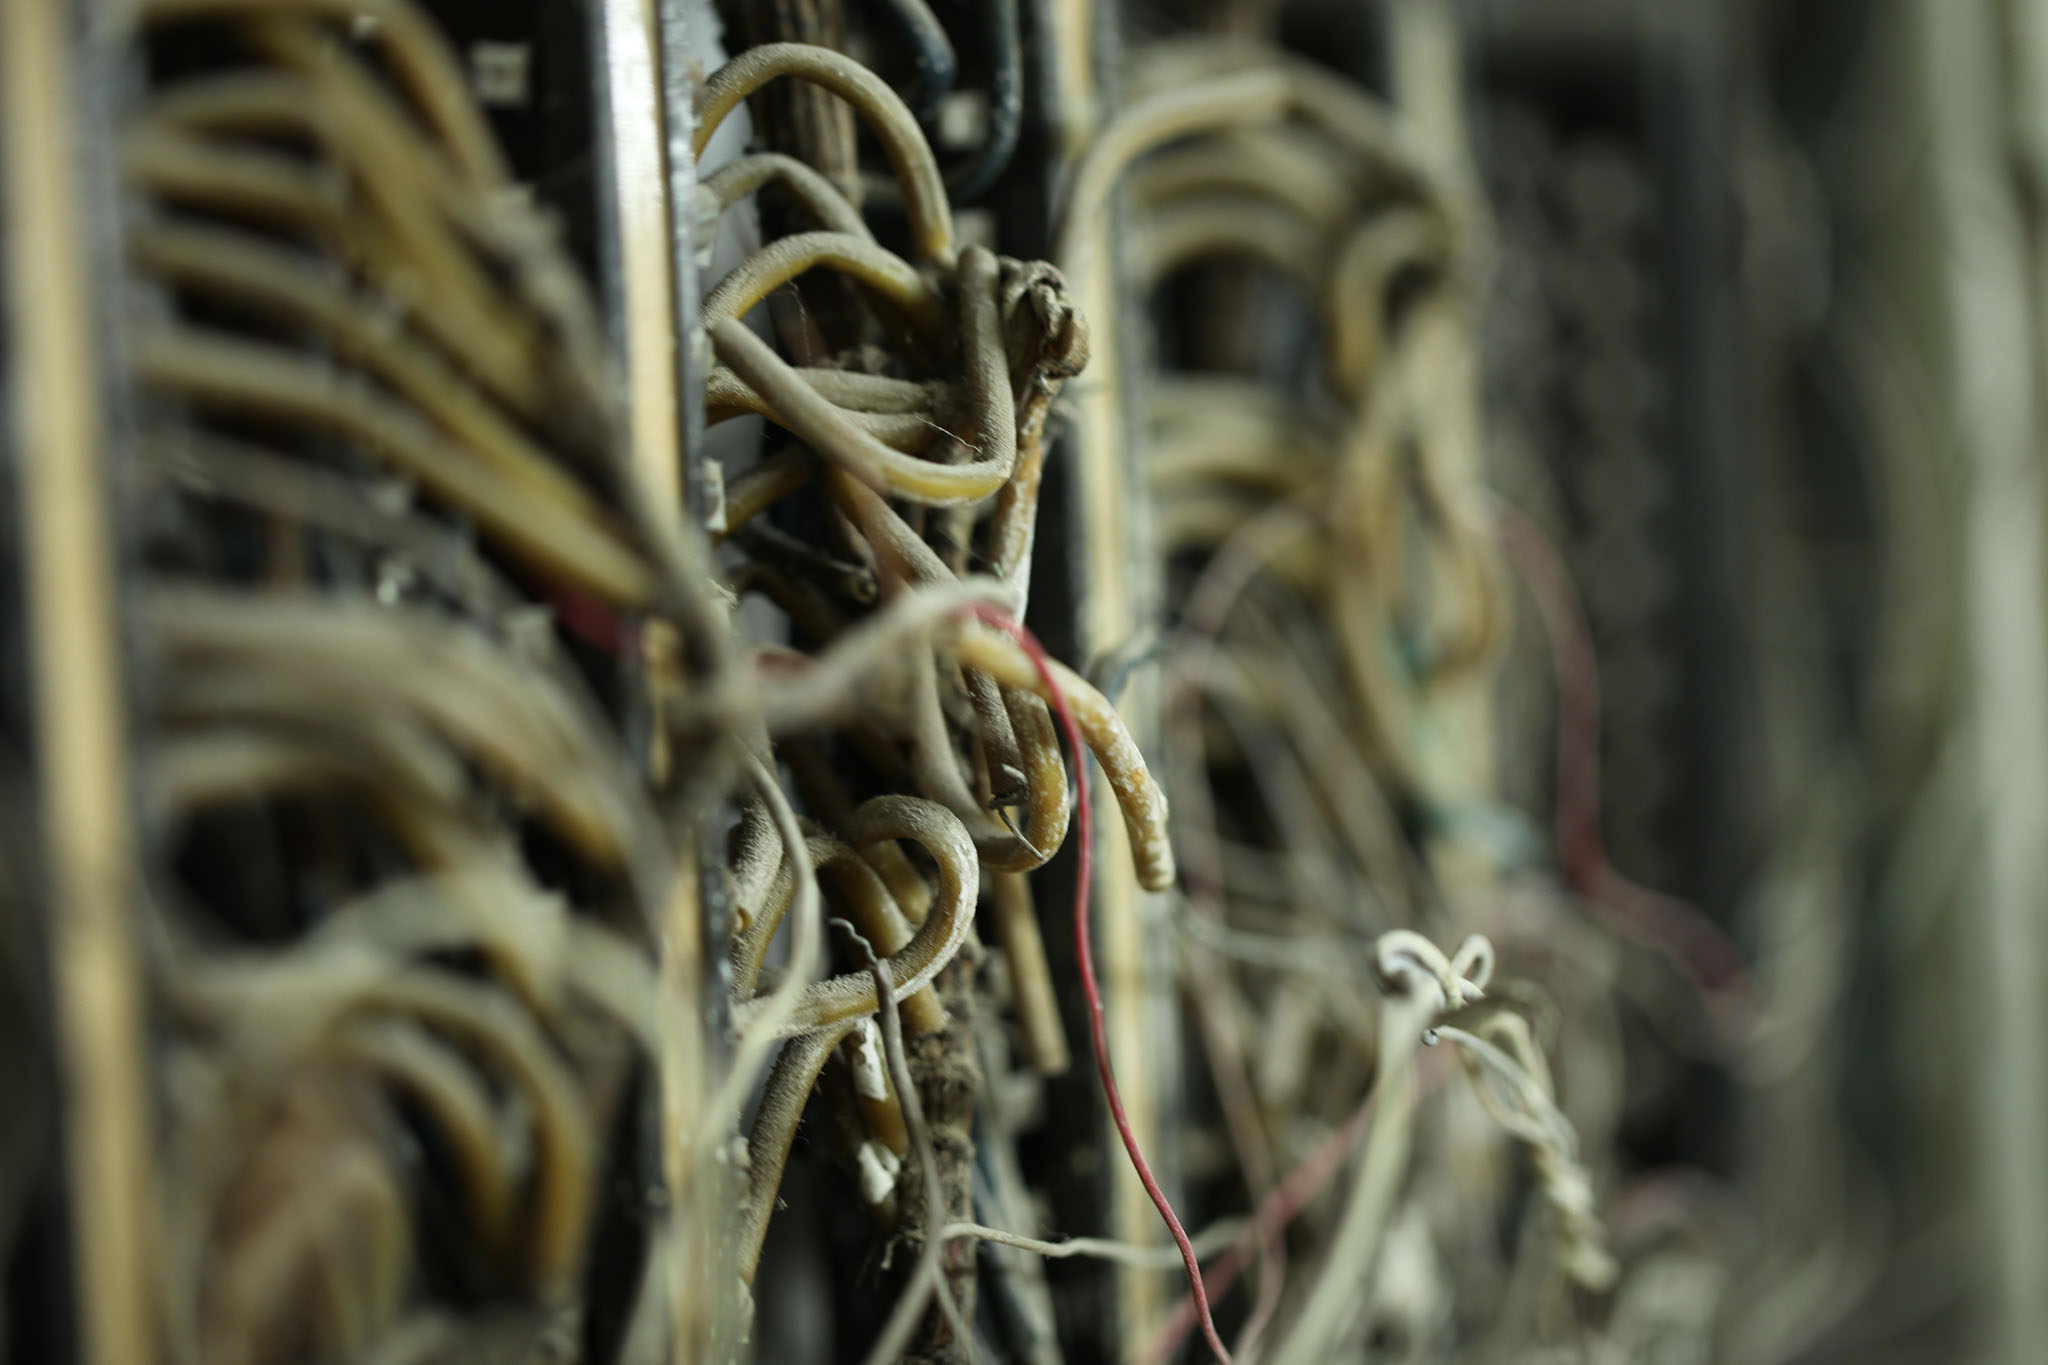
1143,1083,1373,1363
1141,1049,1453,1363
1492,507,1753,1043
1143,512,1756,1357
967,605,1233,1365
545,583,633,656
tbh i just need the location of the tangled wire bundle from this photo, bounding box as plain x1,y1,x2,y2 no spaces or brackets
69,0,1708,1360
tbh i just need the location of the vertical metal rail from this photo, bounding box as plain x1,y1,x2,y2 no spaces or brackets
589,0,720,1355
2,2,155,1364
1044,0,1181,1352
592,0,685,516
644,0,728,1351
659,0,711,527
1913,1,2048,1359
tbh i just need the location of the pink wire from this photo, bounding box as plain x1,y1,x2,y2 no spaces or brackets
1492,506,1753,1042
1142,1087,1374,1363
1147,511,1753,1358
1142,1050,1452,1363
968,605,1233,1364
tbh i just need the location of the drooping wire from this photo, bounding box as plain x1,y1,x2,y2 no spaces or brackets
1493,501,1753,1045
968,603,1233,1365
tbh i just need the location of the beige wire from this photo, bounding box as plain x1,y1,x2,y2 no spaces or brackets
753,577,1008,734
989,870,1071,1076
131,221,607,525
706,373,952,455
1145,426,1328,500
712,752,825,1134
142,433,521,620
822,464,962,591
704,152,875,239
893,643,1053,873
1002,687,1075,875
1326,206,1451,398
704,230,951,339
955,621,1178,892
121,126,355,249
737,1017,859,1279
1269,932,1490,1365
815,836,947,1036
185,948,598,1293
144,49,546,409
856,949,975,1365
195,1080,411,1365
151,26,618,449
336,1018,517,1257
138,0,509,184
264,11,614,432
940,1216,1246,1269
837,1018,915,1171
1149,372,1336,439
147,727,620,1009
713,321,1016,507
1054,68,1294,278
305,865,660,1054
1135,195,1329,291
734,795,978,1038
693,42,954,266
134,328,656,606
987,429,1047,605
958,245,1021,497
121,124,532,407
149,588,662,873
1153,498,1324,587
716,449,817,545
708,365,958,418
756,471,1060,875
1123,38,1445,199
349,971,595,1290
780,738,936,927
1191,627,1415,918
1130,126,1357,232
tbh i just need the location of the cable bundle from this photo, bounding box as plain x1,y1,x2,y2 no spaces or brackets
1044,35,1617,1363
124,1,729,1358
105,5,1632,1360
692,35,1198,1357
121,8,1180,1354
